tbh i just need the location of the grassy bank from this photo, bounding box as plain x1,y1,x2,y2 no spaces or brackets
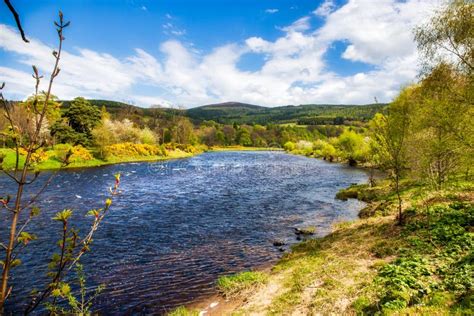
170,178,473,315
238,180,472,315
209,146,284,152
0,147,196,171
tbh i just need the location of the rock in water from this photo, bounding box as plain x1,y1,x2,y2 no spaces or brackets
294,226,316,235
272,240,286,246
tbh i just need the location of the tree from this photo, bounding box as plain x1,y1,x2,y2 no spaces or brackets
222,125,236,145
236,127,252,146
414,0,473,186
370,87,414,225
174,117,195,144
408,64,472,189
335,130,368,166
51,120,88,145
64,97,101,140
92,121,117,159
415,0,473,74
139,127,157,145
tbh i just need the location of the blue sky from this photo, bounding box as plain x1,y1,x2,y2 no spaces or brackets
0,0,440,107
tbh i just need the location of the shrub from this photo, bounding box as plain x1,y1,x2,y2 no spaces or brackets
19,147,49,164
321,141,337,161
138,127,157,145
284,141,296,151
70,145,93,162
53,144,93,163
104,142,165,158
335,130,369,165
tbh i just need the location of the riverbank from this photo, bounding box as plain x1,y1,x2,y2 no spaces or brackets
171,177,473,315
209,146,283,152
0,146,285,171
0,147,196,171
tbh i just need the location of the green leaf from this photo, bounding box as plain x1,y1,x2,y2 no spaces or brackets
60,283,71,295
87,209,100,218
51,288,61,297
30,206,41,217
53,209,73,222
18,232,37,245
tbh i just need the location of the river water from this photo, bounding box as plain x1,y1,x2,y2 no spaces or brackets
0,151,368,314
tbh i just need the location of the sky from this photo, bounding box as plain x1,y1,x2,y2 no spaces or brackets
0,0,442,108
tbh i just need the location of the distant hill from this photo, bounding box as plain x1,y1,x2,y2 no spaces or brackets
60,99,153,115
185,102,386,124
198,101,264,110
186,102,267,123
60,99,386,125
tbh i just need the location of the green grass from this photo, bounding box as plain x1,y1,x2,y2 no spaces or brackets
0,148,195,171
167,306,200,316
209,146,283,152
217,271,269,298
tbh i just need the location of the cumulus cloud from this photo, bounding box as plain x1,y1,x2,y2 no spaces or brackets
0,0,441,107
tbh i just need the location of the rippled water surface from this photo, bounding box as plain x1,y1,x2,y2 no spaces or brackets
0,151,368,314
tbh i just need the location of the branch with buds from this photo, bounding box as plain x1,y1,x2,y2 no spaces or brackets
25,173,121,314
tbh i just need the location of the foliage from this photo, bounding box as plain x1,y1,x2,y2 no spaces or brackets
50,120,88,145
415,0,473,74
235,127,252,146
283,141,296,151
46,264,105,315
334,130,369,165
105,142,166,158
64,97,101,136
374,202,473,313
408,64,473,189
186,102,385,125
53,144,93,163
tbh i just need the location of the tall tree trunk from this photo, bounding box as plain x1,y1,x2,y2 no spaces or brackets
395,172,403,225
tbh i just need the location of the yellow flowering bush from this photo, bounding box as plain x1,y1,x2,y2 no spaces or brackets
104,142,166,157
70,145,93,162
53,144,93,162
18,147,49,164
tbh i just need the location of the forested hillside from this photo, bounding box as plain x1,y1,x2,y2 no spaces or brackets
60,99,385,125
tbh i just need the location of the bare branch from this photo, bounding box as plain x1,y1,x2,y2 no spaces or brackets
3,0,29,43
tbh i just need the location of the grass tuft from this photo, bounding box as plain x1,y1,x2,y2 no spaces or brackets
217,271,268,298
167,306,200,316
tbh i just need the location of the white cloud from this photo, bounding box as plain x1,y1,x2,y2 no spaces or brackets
265,9,279,14
279,16,311,33
141,5,147,11
162,22,186,37
0,0,442,107
314,0,335,17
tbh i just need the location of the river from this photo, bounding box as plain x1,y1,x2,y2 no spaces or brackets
0,151,368,314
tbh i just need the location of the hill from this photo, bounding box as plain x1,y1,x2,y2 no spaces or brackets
185,102,386,125
60,99,386,125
